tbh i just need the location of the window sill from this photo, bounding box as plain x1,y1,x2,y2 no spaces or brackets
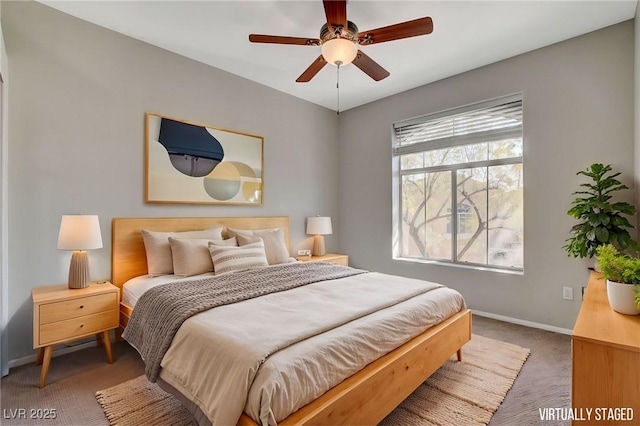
393,256,524,276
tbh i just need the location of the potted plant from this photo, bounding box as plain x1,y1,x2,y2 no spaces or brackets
564,163,638,262
595,244,640,315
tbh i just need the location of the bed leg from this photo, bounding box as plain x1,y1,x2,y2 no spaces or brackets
457,348,462,362
115,327,123,342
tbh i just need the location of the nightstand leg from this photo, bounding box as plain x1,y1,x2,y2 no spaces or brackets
96,333,104,347
102,330,113,364
39,346,52,388
457,349,463,362
36,347,44,365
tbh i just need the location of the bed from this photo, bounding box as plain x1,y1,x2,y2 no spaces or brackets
112,216,471,426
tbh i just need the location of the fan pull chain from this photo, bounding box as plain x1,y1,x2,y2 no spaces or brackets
336,61,342,115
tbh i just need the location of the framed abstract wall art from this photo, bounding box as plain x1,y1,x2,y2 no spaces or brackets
145,112,263,205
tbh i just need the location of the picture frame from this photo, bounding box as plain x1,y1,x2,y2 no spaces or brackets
145,112,264,205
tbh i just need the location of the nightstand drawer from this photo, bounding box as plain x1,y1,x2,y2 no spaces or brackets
39,292,117,325
329,257,348,266
39,309,118,346
296,253,349,266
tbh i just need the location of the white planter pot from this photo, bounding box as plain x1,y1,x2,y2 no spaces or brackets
606,280,640,315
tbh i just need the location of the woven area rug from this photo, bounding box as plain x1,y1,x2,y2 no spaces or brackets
379,334,530,425
96,375,195,426
96,334,529,426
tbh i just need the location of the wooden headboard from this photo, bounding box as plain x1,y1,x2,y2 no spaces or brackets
111,216,290,289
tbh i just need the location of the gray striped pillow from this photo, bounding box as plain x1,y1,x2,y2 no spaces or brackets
208,240,268,275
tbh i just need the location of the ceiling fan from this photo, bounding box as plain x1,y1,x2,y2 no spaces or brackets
249,0,433,83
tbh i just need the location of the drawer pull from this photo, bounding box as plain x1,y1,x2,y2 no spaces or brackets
79,305,84,309
80,324,84,328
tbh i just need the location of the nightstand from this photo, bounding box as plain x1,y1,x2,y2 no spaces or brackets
296,253,349,266
32,282,119,388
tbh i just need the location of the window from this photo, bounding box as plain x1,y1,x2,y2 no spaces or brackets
393,94,523,271
447,204,472,235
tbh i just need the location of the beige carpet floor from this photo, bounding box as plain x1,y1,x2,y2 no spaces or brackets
95,334,529,426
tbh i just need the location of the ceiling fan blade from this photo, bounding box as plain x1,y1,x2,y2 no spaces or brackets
249,34,320,46
296,55,327,82
323,0,347,28
352,50,390,81
357,17,433,45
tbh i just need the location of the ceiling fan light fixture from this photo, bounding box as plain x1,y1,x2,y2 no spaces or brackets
321,38,358,66
249,2,431,82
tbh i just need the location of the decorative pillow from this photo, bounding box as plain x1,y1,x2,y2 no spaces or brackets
235,234,261,245
141,227,223,276
208,240,268,275
227,228,289,265
169,237,237,277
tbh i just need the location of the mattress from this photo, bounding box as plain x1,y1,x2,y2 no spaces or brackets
123,266,466,425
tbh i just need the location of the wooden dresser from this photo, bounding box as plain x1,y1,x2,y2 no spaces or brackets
572,272,640,425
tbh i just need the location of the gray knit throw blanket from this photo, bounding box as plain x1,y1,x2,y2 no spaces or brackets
122,261,366,382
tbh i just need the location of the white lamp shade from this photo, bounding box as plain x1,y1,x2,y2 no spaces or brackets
57,215,103,250
321,38,358,66
306,216,333,235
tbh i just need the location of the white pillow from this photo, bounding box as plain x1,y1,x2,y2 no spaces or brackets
169,237,237,277
141,227,223,276
228,228,289,265
208,240,268,275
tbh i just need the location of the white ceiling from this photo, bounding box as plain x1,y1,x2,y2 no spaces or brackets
39,1,637,111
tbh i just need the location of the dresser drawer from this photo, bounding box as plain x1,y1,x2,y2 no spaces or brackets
39,309,118,346
39,292,117,324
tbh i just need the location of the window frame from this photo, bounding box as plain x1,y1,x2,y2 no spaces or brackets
392,94,524,273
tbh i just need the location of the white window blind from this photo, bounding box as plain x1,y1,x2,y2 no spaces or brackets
393,95,523,156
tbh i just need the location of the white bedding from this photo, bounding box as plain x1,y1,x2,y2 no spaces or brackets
122,273,211,308
123,267,466,425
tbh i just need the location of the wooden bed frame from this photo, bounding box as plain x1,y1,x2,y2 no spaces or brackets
111,216,472,426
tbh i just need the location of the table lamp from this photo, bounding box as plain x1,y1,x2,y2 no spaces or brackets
306,216,332,256
57,215,103,289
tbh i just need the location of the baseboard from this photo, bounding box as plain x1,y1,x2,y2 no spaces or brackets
7,331,117,369
9,340,98,369
472,310,573,335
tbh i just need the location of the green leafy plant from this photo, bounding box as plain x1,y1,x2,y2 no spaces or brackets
595,244,640,284
565,163,638,258
596,244,640,312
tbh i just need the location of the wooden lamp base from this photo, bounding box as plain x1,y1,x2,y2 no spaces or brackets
68,250,90,289
312,235,326,256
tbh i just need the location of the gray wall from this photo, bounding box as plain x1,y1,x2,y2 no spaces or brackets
0,1,8,376
3,1,339,361
337,21,635,331
635,3,640,233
